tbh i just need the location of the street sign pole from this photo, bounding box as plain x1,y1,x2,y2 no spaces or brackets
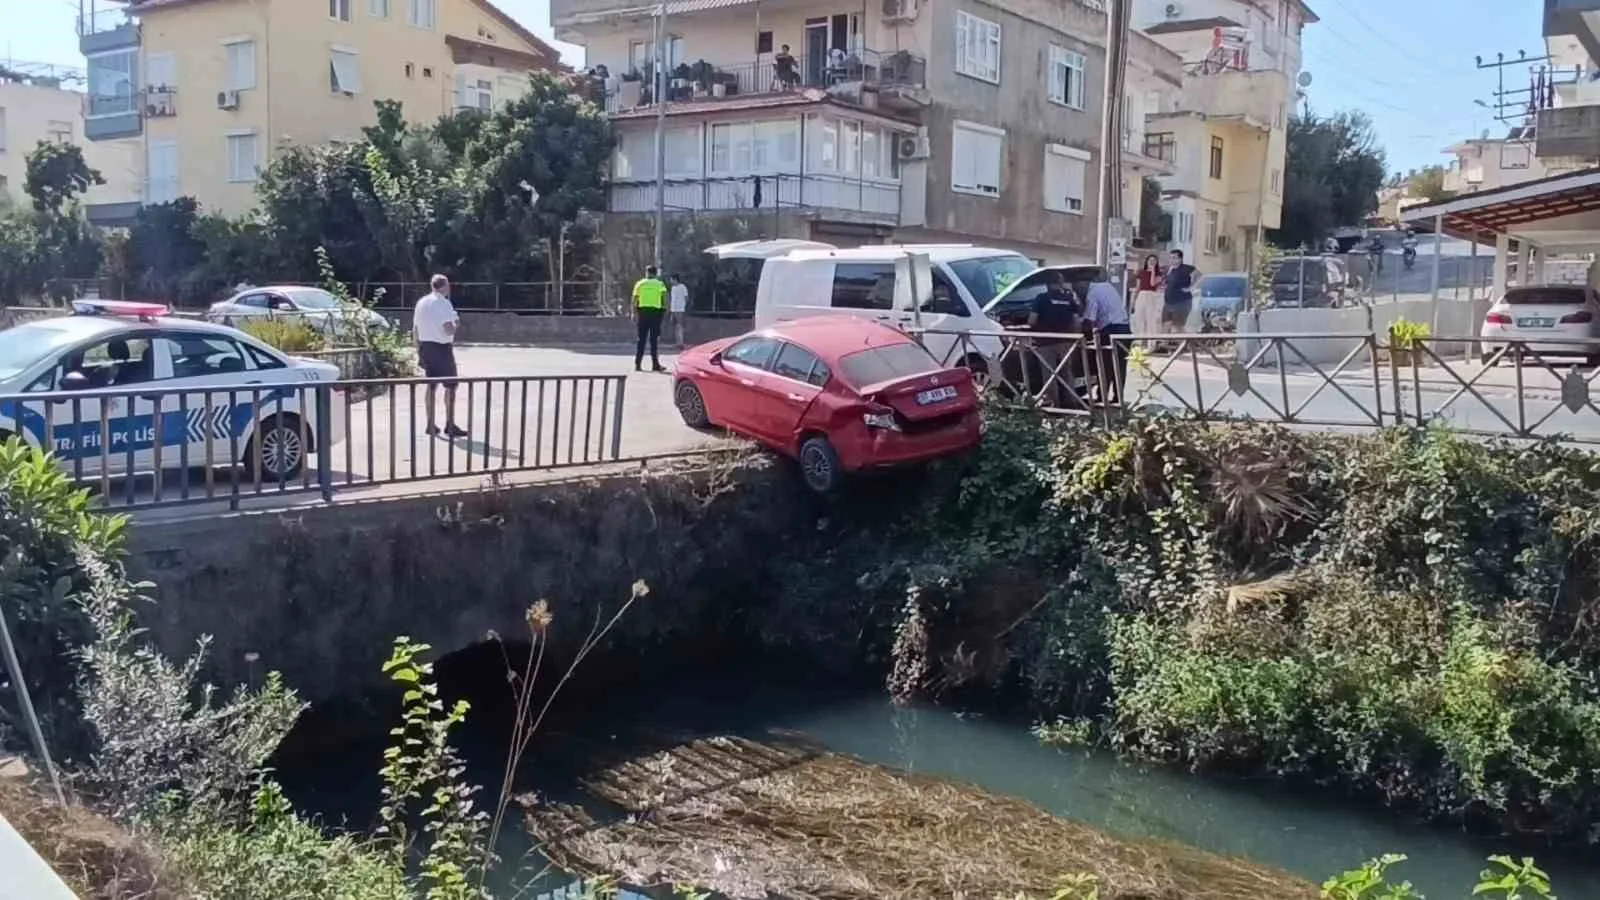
1108,217,1131,301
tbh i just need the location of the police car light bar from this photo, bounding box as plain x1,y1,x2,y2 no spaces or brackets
71,300,171,322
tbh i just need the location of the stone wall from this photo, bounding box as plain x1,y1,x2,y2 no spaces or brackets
123,462,821,703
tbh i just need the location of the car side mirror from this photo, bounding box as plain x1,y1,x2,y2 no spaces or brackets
60,371,91,392
708,351,724,366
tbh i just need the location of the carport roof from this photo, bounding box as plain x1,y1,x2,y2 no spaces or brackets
1402,167,1600,252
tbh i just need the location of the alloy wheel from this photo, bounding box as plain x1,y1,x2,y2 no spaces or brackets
800,443,833,492
260,424,305,478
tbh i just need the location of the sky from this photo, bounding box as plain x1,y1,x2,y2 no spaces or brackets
0,0,1550,177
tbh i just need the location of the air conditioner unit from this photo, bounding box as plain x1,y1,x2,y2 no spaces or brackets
896,129,930,161
882,0,917,21
1164,2,1183,18
217,90,241,110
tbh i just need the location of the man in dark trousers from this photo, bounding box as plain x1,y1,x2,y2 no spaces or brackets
632,266,668,372
1025,273,1081,406
1162,249,1197,350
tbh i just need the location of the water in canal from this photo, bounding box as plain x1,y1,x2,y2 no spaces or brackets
277,668,1600,898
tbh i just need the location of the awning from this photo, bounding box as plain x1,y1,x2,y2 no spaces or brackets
1402,167,1600,252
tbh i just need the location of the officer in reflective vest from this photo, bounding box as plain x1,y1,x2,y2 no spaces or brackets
632,265,669,372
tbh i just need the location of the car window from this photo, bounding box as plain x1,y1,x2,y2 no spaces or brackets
267,294,297,312
839,342,941,388
1503,286,1589,305
723,337,779,370
771,342,823,383
284,288,341,310
64,336,156,388
831,263,896,310
1199,276,1248,297
243,342,285,369
237,293,270,309
0,323,86,382
921,275,969,317
161,333,250,379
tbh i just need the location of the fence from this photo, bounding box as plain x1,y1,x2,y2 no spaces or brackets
0,374,627,512
39,280,628,316
912,327,1600,445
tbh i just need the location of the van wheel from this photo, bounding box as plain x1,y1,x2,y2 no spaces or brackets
675,380,711,428
246,414,307,481
960,355,990,387
797,436,842,494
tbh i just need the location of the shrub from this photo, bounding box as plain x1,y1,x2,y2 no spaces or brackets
239,317,325,354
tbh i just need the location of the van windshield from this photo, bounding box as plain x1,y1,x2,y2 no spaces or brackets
947,255,1037,307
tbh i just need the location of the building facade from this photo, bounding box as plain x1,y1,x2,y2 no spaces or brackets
0,75,142,214
555,0,1181,264
1132,0,1311,272
77,0,562,220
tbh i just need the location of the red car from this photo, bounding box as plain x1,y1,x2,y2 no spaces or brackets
673,316,982,492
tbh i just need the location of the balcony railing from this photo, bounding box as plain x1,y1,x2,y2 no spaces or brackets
144,86,176,118
78,6,134,36
86,88,139,119
597,49,926,114
609,173,899,219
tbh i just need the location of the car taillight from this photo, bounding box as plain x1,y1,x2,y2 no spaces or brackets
1485,311,1511,325
1561,310,1594,324
862,407,900,431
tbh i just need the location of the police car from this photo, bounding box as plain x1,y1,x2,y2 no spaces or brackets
0,300,346,481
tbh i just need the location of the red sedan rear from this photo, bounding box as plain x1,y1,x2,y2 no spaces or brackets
672,316,982,492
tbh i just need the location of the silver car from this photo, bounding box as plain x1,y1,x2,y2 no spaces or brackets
206,285,391,337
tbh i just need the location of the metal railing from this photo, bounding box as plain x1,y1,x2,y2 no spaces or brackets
912,327,1600,445
604,48,926,112
0,374,627,512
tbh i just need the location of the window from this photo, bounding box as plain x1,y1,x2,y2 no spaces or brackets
147,141,179,202
422,66,433,78
1500,142,1531,170
756,31,773,54
1270,168,1281,194
86,49,137,117
244,343,285,370
330,48,361,94
1143,131,1175,162
1203,209,1219,253
370,0,389,16
47,121,72,143
0,107,6,152
816,119,838,171
831,263,895,310
145,53,176,91
710,123,753,173
923,275,969,317
475,79,493,110
1048,45,1086,110
225,40,256,91
629,36,684,74
1043,144,1088,214
665,126,702,177
405,62,415,78
772,343,823,384
841,121,860,175
69,338,155,388
862,128,879,178
951,120,1002,197
408,0,436,28
236,293,270,309
954,11,1001,83
227,131,259,183
330,0,351,21
1209,136,1224,179
839,343,940,388
1174,210,1193,244
162,334,249,379
947,254,1034,307
723,337,779,369
752,119,798,172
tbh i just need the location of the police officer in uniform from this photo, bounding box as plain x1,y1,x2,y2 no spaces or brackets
632,266,669,372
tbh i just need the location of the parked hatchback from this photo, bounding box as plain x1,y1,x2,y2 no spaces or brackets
1480,284,1600,365
672,316,982,493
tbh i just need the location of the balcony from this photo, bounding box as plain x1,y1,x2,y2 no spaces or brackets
144,85,176,119
595,49,927,116
78,4,139,54
609,174,899,222
1178,66,1289,130
84,88,142,140
1545,0,1600,60
1536,104,1600,159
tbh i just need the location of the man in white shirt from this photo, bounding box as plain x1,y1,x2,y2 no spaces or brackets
668,274,689,348
413,273,466,438
1083,272,1132,404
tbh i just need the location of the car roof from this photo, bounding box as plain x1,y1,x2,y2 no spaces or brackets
780,245,1030,264
12,313,275,341
754,316,916,358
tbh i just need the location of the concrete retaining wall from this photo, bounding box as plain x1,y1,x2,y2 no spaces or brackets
1238,299,1490,366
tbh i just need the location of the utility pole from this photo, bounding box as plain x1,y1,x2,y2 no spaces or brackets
1096,0,1130,295
651,0,668,270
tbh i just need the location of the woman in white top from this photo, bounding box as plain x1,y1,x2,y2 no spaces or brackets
1131,255,1165,348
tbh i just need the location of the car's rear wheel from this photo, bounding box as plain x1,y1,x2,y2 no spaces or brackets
674,380,711,428
798,435,842,494
247,413,307,481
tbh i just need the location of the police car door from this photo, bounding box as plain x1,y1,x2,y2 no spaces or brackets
152,331,265,476
37,335,163,481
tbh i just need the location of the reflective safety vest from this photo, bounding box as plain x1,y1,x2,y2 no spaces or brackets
633,278,667,310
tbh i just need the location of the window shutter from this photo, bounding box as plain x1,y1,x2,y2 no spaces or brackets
978,132,1001,192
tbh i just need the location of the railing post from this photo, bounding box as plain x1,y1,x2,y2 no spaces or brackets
610,375,626,460
315,384,334,502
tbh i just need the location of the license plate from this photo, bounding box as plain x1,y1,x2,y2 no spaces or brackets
915,386,957,405
1517,317,1555,328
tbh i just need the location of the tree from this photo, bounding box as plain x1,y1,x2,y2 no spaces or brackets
1406,165,1455,204
1273,110,1387,249
1140,178,1171,244
24,141,104,214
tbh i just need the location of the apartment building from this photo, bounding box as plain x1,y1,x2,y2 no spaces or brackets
77,0,562,220
0,71,142,213
1132,0,1311,271
1534,15,1600,170
555,0,1182,264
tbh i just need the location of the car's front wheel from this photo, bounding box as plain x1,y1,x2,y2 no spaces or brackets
247,414,308,481
674,380,711,428
797,435,842,494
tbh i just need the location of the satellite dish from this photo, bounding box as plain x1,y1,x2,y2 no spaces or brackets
1296,70,1313,88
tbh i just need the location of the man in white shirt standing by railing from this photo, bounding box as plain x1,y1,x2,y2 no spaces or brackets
413,274,468,439
668,274,689,348
1084,270,1133,404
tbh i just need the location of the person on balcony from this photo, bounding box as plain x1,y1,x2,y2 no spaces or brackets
773,45,799,91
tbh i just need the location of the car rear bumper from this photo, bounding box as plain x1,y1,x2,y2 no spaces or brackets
839,409,982,470
1480,325,1599,358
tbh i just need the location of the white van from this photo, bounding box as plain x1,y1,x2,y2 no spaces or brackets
749,244,1037,373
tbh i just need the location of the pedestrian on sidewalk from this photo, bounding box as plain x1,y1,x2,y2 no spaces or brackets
632,266,669,372
413,274,467,438
1161,249,1197,352
668,273,689,348
1132,254,1164,348
1084,270,1133,403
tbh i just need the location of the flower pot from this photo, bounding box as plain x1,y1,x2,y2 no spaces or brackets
1390,348,1416,368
